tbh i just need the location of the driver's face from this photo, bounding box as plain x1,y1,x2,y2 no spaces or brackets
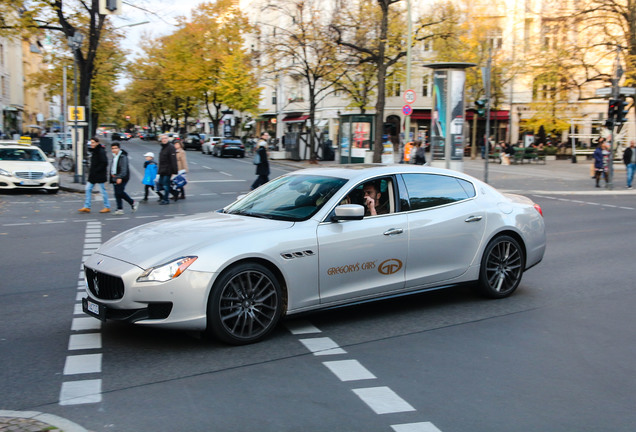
363,185,379,200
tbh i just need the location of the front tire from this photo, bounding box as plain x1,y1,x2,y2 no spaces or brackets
207,262,283,345
476,235,524,298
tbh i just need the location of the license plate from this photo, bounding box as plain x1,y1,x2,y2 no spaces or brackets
82,297,106,321
20,180,39,185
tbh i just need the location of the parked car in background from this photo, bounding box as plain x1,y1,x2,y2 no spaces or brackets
202,136,224,155
182,133,204,151
213,138,245,158
0,140,59,194
144,132,157,141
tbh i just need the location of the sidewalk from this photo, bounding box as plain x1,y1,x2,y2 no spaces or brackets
0,410,88,432
59,157,635,195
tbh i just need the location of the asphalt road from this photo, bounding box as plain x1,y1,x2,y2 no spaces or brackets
1,140,635,432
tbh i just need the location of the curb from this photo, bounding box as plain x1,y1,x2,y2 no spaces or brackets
0,410,88,432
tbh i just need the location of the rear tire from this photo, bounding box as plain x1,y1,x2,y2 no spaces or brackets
207,262,283,345
476,235,524,298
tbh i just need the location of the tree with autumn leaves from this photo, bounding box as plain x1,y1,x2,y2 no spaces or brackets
127,0,262,135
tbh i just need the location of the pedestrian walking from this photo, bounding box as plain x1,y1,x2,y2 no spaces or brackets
251,132,270,190
157,134,178,205
78,136,111,213
593,138,609,188
141,152,158,201
173,141,188,200
413,141,426,165
622,140,636,189
110,142,138,215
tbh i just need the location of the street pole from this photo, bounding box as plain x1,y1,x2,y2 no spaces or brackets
403,0,412,156
62,66,67,146
608,48,623,191
483,47,492,184
73,52,79,183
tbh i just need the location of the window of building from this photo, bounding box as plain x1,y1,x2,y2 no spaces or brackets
422,73,430,97
272,89,277,105
386,75,402,97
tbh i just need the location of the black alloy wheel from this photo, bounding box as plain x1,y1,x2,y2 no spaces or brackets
207,262,283,345
477,235,524,298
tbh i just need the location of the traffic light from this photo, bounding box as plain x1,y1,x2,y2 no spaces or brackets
98,0,122,15
616,96,628,124
475,99,487,117
607,98,618,121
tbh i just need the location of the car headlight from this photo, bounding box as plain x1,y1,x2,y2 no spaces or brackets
137,256,198,283
45,170,57,177
0,168,11,176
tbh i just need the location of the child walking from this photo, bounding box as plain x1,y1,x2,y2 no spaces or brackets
142,152,158,201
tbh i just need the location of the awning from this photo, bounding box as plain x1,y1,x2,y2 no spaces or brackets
411,110,431,120
283,114,310,123
465,110,509,121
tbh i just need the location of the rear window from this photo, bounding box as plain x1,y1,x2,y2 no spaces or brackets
401,173,475,210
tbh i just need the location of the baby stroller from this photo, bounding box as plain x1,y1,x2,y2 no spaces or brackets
170,170,188,201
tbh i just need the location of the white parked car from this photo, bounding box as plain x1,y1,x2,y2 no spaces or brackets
0,141,60,194
82,166,546,345
201,136,224,155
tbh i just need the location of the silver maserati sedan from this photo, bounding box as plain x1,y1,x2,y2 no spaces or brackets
82,165,545,345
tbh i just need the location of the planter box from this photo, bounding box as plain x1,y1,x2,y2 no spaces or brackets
268,151,286,160
545,155,557,161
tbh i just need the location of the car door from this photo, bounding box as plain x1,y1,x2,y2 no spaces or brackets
316,177,408,304
399,173,485,287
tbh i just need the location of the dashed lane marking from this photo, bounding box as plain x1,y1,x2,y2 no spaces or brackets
299,337,347,355
60,221,103,406
352,386,416,414
323,359,376,381
391,423,443,432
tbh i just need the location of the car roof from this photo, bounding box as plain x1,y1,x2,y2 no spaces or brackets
288,164,481,183
0,140,40,150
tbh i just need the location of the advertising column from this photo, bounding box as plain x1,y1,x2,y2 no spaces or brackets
425,63,475,171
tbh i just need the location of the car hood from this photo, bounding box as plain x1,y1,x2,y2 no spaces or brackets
1,161,56,173
96,212,294,268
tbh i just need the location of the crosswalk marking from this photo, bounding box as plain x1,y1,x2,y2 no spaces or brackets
323,359,376,382
299,337,347,355
352,386,416,414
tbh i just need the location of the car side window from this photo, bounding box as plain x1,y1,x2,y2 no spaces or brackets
401,174,474,211
344,177,395,216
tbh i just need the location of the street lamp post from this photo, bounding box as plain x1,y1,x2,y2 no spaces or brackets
68,31,84,184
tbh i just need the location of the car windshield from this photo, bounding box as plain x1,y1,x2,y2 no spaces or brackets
224,174,348,221
0,148,45,161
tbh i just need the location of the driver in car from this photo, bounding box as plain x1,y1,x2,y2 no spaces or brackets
362,181,388,216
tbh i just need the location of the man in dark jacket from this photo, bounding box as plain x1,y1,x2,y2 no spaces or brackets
78,136,111,213
157,134,178,204
623,140,635,189
251,133,270,190
110,142,138,215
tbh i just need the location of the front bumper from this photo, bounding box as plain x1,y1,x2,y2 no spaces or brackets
83,253,216,331
0,173,59,190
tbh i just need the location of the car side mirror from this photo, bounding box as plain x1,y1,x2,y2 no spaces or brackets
332,204,364,221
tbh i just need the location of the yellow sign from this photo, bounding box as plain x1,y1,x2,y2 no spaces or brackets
68,106,86,122
18,136,32,145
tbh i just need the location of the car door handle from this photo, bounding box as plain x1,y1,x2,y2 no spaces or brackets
464,215,483,223
384,228,404,236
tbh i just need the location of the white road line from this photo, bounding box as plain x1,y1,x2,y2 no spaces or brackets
68,333,102,350
73,303,84,315
63,354,102,375
299,337,347,355
59,380,102,405
391,422,443,432
286,321,322,334
187,179,245,183
71,317,101,331
352,386,416,414
323,360,376,382
220,171,232,176
75,292,86,301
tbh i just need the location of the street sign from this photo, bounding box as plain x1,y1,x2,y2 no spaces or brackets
402,104,413,116
403,89,416,104
595,87,635,97
68,106,85,121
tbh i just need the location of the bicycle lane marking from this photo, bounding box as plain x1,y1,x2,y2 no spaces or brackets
59,221,103,406
286,320,442,432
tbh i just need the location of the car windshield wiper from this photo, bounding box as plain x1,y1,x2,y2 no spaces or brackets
229,209,273,219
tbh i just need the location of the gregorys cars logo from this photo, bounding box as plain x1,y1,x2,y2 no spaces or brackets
378,259,403,275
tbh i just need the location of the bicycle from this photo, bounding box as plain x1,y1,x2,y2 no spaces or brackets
57,150,74,172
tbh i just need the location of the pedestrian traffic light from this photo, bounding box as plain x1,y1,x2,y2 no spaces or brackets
616,96,628,124
475,99,487,117
607,98,618,121
98,0,122,15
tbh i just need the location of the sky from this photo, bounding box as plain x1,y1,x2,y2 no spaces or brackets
111,0,204,86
